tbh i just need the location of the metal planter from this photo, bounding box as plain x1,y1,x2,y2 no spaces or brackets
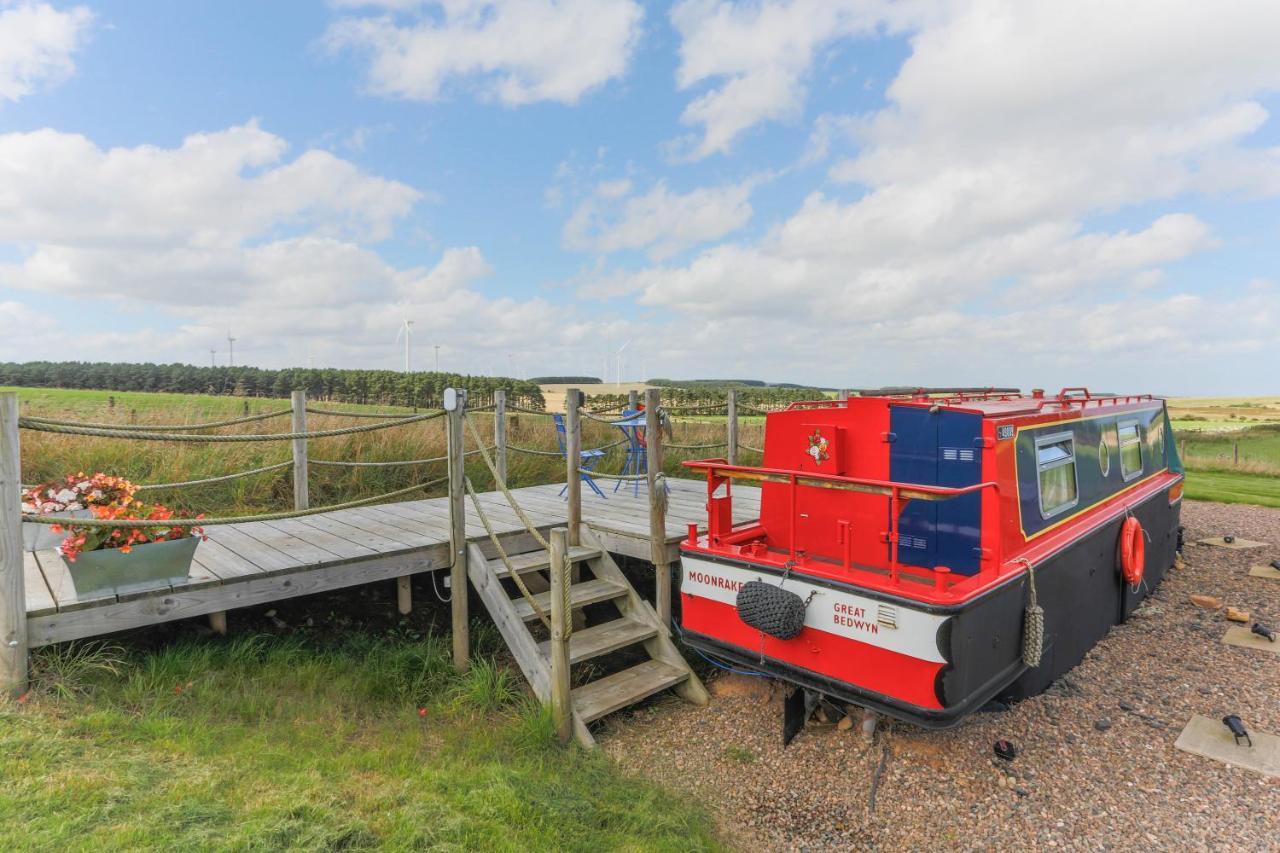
63,535,199,597
23,509,90,552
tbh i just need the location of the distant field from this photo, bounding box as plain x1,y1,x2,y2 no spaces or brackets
1168,395,1280,432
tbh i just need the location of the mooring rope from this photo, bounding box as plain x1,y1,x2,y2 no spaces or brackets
1015,557,1044,668
18,410,445,442
22,408,292,431
739,443,764,454
507,444,564,458
135,461,293,491
22,475,449,528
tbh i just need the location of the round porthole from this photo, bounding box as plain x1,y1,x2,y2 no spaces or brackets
1098,439,1111,477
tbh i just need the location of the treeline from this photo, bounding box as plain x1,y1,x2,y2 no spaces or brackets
528,376,602,385
587,383,823,411
0,361,545,409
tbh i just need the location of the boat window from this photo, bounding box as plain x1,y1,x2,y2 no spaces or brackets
1098,438,1111,478
1036,432,1078,518
1118,421,1142,481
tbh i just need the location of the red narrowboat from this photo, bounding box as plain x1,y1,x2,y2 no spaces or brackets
678,388,1183,736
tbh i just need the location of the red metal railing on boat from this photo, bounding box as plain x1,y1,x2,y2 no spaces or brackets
681,459,1000,588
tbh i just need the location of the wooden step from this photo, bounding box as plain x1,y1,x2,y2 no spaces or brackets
537,617,657,665
510,578,627,622
571,660,690,723
488,545,600,578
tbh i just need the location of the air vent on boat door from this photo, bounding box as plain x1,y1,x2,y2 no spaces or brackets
877,604,898,629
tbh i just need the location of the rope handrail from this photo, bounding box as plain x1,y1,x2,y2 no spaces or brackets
135,461,293,491
507,405,552,416
305,407,422,418
737,406,778,416
739,443,764,453
462,417,550,552
21,408,292,431
664,404,730,414
308,446,491,468
22,475,449,528
17,409,445,442
465,477,552,629
666,441,728,450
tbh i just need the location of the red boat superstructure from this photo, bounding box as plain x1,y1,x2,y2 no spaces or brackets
678,388,1183,730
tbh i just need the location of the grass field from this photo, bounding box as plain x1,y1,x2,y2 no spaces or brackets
0,630,717,850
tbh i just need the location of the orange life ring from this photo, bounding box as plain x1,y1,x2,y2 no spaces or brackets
1119,516,1145,586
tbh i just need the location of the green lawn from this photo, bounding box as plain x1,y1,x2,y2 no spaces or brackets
0,633,719,851
1183,469,1280,508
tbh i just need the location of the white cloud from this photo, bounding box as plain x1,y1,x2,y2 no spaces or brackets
325,0,644,106
563,178,758,260
576,0,1280,388
668,0,931,159
0,123,588,372
0,1,92,103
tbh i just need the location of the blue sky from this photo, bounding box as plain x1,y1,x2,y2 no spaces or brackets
1,0,1279,393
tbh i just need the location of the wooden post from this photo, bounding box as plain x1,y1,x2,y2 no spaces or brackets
549,527,572,744
494,389,507,486
645,388,670,628
447,388,469,671
397,577,412,616
565,388,582,548
1234,440,1239,466
291,390,308,511
0,392,27,696
628,389,639,410
726,389,739,466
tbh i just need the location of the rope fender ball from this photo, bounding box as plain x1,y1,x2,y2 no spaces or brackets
1118,516,1145,586
736,580,807,640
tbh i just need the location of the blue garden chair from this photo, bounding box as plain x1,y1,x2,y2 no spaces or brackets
554,413,606,499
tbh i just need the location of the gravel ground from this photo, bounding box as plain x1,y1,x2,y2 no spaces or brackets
602,500,1280,850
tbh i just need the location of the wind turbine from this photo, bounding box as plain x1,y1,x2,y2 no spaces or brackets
210,348,217,367
226,333,236,367
395,319,414,372
434,344,441,373
616,338,632,385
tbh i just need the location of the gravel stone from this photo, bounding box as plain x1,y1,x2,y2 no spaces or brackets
600,500,1280,849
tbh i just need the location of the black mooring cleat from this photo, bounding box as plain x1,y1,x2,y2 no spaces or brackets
1222,535,1236,544
1223,715,1253,747
1252,622,1276,642
1271,559,1280,571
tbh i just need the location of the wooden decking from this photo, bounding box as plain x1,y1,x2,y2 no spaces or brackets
23,478,761,648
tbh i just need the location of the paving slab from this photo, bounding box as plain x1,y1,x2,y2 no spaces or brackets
1222,624,1280,655
1174,714,1280,778
1249,563,1280,580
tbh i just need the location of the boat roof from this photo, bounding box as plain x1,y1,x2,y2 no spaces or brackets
792,388,1165,418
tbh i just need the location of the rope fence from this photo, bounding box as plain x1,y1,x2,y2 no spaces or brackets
739,443,764,454
307,446,491,468
17,410,444,442
21,475,450,528
21,408,292,431
305,407,424,418
135,461,293,492
665,441,727,451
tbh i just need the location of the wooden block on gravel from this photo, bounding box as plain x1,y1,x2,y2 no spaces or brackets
1222,625,1280,655
1196,536,1267,550
1189,594,1222,609
1249,564,1280,580
1175,715,1280,778
1224,607,1249,623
